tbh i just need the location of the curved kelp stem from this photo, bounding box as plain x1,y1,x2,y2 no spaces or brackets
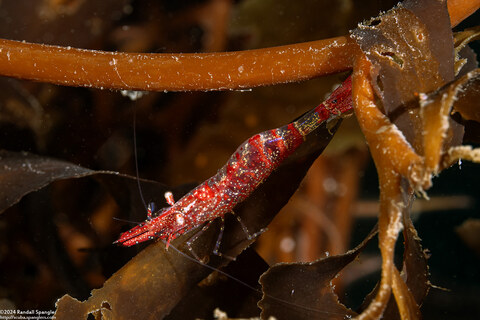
0,36,356,92
352,56,421,320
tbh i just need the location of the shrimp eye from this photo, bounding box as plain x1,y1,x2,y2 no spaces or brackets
148,202,156,213
175,213,185,225
147,202,157,220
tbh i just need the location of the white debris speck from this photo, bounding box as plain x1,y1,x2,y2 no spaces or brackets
120,90,147,101
323,177,338,193
213,308,228,320
280,236,295,253
376,125,390,134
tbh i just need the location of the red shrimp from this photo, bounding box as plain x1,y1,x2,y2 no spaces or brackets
114,76,353,248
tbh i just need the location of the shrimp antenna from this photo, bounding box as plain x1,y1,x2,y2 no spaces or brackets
112,217,142,225
133,108,149,212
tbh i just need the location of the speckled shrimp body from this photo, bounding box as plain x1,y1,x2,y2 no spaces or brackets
115,76,353,247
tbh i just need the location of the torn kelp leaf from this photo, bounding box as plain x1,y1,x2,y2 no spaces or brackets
454,26,480,76
258,227,377,320
397,202,430,314
450,69,480,123
0,150,96,212
350,0,455,150
351,0,454,111
419,68,480,172
0,149,171,217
